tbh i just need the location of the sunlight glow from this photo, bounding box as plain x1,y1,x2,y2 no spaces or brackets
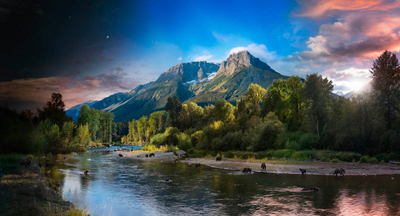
349,81,365,92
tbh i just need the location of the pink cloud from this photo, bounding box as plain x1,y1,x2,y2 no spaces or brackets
0,72,140,110
297,0,400,18
290,1,400,64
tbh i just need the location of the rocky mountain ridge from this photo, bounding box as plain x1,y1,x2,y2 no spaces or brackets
68,51,291,121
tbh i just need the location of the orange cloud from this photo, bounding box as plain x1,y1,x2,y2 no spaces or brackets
0,72,139,110
290,1,400,65
297,0,400,17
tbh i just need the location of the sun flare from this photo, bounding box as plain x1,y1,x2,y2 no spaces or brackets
349,81,365,92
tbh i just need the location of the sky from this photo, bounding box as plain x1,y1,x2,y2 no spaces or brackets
1,0,400,111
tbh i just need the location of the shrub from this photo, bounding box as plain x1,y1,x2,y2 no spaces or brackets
359,156,370,163
0,154,25,167
273,149,295,159
286,140,301,150
278,131,304,149
150,133,167,147
375,153,400,162
330,158,340,163
177,133,191,151
191,131,205,149
224,151,234,158
76,146,87,152
368,157,378,163
143,144,158,152
165,145,179,152
320,157,330,162
187,148,195,154
298,133,319,150
338,152,361,162
291,151,316,160
165,127,179,145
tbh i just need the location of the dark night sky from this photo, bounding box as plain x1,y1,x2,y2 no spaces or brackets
1,0,398,111
1,0,142,81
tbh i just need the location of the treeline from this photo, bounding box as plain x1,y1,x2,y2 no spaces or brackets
123,51,400,158
0,93,120,154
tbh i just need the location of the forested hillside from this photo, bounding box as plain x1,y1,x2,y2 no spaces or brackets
121,51,400,161
81,51,290,121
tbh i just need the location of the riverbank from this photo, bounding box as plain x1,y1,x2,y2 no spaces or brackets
114,150,180,161
181,158,400,176
0,155,86,216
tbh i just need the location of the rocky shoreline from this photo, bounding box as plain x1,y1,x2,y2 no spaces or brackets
180,158,400,176
112,149,400,176
113,149,182,161
0,158,86,215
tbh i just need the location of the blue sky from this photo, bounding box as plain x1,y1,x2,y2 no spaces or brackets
1,0,400,110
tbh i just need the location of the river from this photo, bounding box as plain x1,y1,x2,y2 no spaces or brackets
47,146,400,215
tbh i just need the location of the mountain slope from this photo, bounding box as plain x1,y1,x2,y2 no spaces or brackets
96,61,220,121
72,51,293,122
91,81,155,111
66,100,98,122
188,52,289,105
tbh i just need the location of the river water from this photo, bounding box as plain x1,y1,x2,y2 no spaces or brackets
47,146,400,215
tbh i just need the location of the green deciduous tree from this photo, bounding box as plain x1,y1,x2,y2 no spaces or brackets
47,124,61,153
252,112,285,151
243,83,267,116
214,100,235,123
62,121,76,147
101,111,114,144
137,116,149,142
302,73,333,138
179,102,204,129
77,123,91,145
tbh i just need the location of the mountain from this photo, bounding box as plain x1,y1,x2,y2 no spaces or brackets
70,51,292,122
187,51,288,105
91,82,154,111
92,61,220,121
66,100,98,122
335,91,344,96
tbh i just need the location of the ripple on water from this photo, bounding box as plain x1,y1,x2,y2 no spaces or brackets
49,151,400,216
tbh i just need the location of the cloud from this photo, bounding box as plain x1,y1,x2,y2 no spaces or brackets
212,31,234,43
177,56,182,61
296,0,400,18
194,55,213,61
0,72,139,110
230,43,277,62
320,67,372,93
289,2,400,65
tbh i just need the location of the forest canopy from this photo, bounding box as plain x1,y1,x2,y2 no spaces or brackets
121,51,400,158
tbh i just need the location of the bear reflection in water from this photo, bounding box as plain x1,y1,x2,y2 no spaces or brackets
301,187,319,192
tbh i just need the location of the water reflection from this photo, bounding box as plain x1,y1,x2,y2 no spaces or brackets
48,147,400,216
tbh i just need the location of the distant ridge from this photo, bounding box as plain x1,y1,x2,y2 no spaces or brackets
68,51,293,122
66,100,98,122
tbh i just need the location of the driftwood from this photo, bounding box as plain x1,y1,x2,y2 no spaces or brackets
389,161,400,165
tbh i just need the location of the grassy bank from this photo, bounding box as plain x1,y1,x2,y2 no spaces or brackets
186,149,400,164
0,154,86,216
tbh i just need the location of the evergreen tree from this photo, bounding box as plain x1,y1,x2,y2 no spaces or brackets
38,93,71,128
165,95,182,127
370,50,400,129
